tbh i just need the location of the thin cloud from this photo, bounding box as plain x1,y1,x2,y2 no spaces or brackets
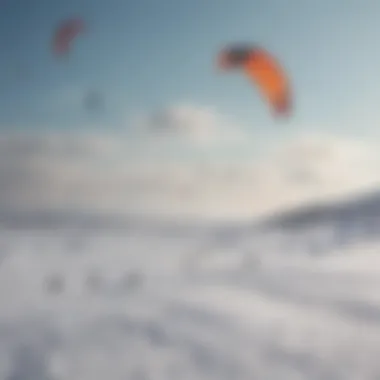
133,104,248,146
0,105,379,220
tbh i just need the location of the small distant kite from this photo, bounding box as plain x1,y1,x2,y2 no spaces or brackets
217,44,292,118
83,89,104,112
52,17,85,57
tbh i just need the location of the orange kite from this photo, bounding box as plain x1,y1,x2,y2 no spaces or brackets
217,44,292,118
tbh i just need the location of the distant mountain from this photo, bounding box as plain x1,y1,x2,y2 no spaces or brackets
0,207,218,236
1,187,380,252
260,189,380,232
0,207,147,231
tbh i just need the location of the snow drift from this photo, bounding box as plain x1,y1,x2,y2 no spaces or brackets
0,187,380,379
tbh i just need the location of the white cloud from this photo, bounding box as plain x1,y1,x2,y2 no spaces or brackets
133,104,247,146
0,105,380,221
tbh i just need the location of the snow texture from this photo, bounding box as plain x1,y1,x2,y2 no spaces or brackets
1,191,380,380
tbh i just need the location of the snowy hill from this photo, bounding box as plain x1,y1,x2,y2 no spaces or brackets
1,191,380,379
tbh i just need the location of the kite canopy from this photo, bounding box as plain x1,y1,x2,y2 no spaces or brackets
217,44,292,118
52,18,85,56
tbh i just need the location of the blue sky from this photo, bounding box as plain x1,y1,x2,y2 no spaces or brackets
1,0,380,141
1,0,380,218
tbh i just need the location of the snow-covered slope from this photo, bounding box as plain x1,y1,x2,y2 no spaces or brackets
1,192,380,379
